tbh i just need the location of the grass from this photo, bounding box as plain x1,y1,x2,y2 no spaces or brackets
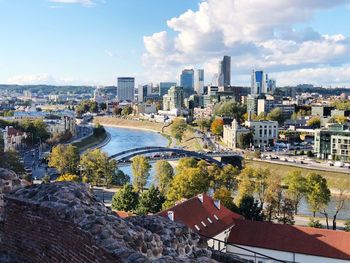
245,160,350,189
73,131,107,152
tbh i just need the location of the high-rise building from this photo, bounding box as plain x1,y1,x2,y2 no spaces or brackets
267,79,276,94
117,77,135,101
251,70,267,95
180,69,194,90
160,82,177,97
137,84,148,103
195,69,204,95
163,86,184,111
218,56,231,86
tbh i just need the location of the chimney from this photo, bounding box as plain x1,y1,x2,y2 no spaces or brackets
167,211,174,221
214,199,220,210
197,194,204,203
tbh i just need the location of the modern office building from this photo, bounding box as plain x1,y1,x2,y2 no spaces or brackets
117,77,135,102
314,123,350,160
257,98,295,119
267,79,276,94
180,69,194,90
163,86,184,111
195,69,204,95
251,70,267,95
160,82,177,97
218,56,231,86
137,85,148,103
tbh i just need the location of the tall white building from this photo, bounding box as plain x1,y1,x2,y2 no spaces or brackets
117,77,135,102
195,69,204,95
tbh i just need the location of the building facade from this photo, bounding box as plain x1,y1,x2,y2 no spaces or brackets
223,119,250,149
163,86,184,111
180,69,194,90
218,56,231,86
245,120,279,147
194,69,204,95
117,77,135,102
159,82,177,97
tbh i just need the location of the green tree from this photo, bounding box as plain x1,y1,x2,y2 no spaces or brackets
210,118,224,137
306,173,331,217
238,195,263,221
48,144,80,175
100,102,107,111
111,184,139,212
135,185,165,215
264,174,282,222
236,167,255,205
267,108,284,124
212,164,239,191
170,118,187,142
307,116,321,128
277,198,295,225
80,148,117,187
237,132,253,149
112,170,130,186
131,156,151,192
195,118,211,132
176,157,198,174
308,218,322,228
344,219,350,232
213,187,238,212
121,105,133,116
0,150,25,176
154,160,174,194
283,170,308,214
214,100,246,122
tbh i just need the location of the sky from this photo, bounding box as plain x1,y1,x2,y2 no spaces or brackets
1,0,350,87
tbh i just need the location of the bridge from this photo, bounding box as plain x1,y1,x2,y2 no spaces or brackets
108,146,243,167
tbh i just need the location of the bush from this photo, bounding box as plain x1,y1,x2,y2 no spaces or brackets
308,218,322,228
344,219,350,232
299,150,304,155
306,150,314,158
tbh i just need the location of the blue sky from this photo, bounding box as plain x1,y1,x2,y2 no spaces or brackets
1,0,350,87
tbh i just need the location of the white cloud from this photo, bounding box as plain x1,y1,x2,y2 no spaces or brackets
7,73,98,86
142,0,350,86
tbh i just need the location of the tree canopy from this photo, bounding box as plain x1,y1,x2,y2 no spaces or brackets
131,156,151,192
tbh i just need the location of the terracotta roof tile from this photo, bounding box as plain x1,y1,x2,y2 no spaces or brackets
157,194,243,238
228,219,350,261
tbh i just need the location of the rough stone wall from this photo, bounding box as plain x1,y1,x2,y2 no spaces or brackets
0,168,21,221
3,182,216,263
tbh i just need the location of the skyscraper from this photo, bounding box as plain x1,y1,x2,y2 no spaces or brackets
195,69,204,95
163,86,184,111
160,82,177,97
218,56,231,86
180,69,194,90
117,77,135,101
251,70,267,95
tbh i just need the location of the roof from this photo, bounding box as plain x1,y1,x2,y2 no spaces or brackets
6,127,24,137
157,194,243,238
112,210,132,218
228,219,350,261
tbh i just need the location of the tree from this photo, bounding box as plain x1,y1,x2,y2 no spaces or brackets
238,195,264,221
56,173,80,182
135,185,165,215
0,150,25,176
112,170,130,186
236,167,255,205
344,219,350,232
80,148,117,187
170,118,187,142
154,160,174,194
237,132,253,149
131,156,151,192
267,108,284,124
176,157,198,174
214,100,246,122
211,118,224,138
254,150,261,159
306,173,331,217
277,198,295,225
195,118,211,132
42,174,50,184
121,105,133,116
307,116,321,128
100,102,107,111
111,184,139,212
331,180,348,230
48,144,80,175
213,187,238,212
283,171,308,214
166,166,210,207
308,218,322,228
264,174,282,222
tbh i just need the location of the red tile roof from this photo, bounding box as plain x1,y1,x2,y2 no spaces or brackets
228,219,350,261
6,127,24,137
112,210,132,218
157,194,243,238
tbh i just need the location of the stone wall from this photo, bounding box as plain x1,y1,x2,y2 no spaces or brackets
2,182,216,263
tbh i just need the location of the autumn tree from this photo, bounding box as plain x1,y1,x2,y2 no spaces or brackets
48,144,80,175
154,160,174,195
235,167,255,205
211,118,224,138
213,187,237,212
283,170,308,214
331,180,348,230
80,149,117,187
307,116,321,128
56,173,80,182
170,118,188,142
264,174,282,222
131,156,151,192
267,108,284,124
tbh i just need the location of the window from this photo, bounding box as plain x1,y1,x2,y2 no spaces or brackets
201,221,207,227
214,214,219,221
207,217,213,224
194,225,200,231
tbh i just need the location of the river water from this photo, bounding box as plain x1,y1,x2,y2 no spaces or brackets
102,126,350,220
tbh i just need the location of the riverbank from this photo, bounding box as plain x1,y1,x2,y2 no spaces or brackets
73,130,110,153
94,117,203,151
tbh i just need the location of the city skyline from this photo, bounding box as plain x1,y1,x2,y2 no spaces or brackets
1,0,350,87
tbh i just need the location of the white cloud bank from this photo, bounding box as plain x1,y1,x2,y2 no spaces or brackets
142,0,350,87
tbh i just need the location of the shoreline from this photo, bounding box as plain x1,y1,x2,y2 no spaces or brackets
101,123,161,133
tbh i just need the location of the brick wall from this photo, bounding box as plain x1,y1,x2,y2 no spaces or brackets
3,197,118,263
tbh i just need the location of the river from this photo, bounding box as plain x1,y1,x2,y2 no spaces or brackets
101,126,350,221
